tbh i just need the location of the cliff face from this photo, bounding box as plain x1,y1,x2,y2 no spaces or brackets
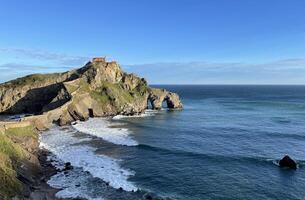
0,72,74,114
0,58,182,130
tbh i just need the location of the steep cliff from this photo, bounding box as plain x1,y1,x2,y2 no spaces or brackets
0,58,182,130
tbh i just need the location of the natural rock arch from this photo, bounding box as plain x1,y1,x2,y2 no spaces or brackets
148,89,183,110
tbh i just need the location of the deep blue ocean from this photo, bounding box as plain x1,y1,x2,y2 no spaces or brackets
41,85,305,200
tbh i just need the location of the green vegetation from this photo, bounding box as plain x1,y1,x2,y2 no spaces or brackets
150,88,166,97
103,82,134,103
89,82,122,110
5,125,37,140
0,134,25,160
0,73,63,90
0,125,37,199
90,90,112,105
135,83,149,95
78,79,91,93
0,153,22,199
64,82,79,94
87,80,149,111
90,81,134,106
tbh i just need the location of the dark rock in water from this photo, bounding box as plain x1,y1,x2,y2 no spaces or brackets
144,193,153,200
64,162,73,170
279,155,297,169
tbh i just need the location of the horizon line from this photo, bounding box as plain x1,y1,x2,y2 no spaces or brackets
150,84,305,86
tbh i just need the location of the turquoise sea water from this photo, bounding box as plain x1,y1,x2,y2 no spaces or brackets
41,85,305,200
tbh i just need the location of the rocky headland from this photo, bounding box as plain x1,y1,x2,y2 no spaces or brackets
0,57,182,199
0,57,182,130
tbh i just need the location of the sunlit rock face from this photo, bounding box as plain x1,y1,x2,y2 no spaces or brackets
0,57,183,130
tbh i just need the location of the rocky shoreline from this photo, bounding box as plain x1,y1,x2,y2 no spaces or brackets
0,57,183,199
0,122,61,200
14,150,62,200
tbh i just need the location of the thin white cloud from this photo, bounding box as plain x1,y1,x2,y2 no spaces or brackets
123,58,305,84
0,63,74,83
0,48,91,66
125,58,305,71
0,63,72,72
1,47,305,84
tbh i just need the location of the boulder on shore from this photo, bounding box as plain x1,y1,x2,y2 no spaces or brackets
279,155,297,169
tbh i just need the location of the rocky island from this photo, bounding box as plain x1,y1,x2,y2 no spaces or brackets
0,58,182,199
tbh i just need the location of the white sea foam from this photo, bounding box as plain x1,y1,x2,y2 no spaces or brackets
39,126,137,200
72,118,138,146
48,169,104,200
112,109,159,120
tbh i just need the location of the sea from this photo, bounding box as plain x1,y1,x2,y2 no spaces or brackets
39,85,305,200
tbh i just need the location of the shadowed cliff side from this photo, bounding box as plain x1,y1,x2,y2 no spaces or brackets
0,58,183,130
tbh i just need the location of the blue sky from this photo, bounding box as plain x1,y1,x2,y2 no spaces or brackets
1,0,305,84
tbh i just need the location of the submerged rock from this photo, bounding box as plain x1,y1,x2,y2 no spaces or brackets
279,155,297,169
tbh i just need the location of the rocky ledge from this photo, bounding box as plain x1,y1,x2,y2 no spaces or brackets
0,57,182,130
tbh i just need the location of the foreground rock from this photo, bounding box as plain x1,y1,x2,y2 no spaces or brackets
0,122,61,199
0,57,183,130
279,155,297,170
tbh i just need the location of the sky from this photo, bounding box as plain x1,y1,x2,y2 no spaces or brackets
0,0,305,84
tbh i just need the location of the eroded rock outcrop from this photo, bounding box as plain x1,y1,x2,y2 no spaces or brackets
0,58,182,130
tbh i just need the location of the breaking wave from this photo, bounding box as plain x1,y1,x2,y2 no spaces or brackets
112,109,159,120
72,118,138,146
39,126,137,199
